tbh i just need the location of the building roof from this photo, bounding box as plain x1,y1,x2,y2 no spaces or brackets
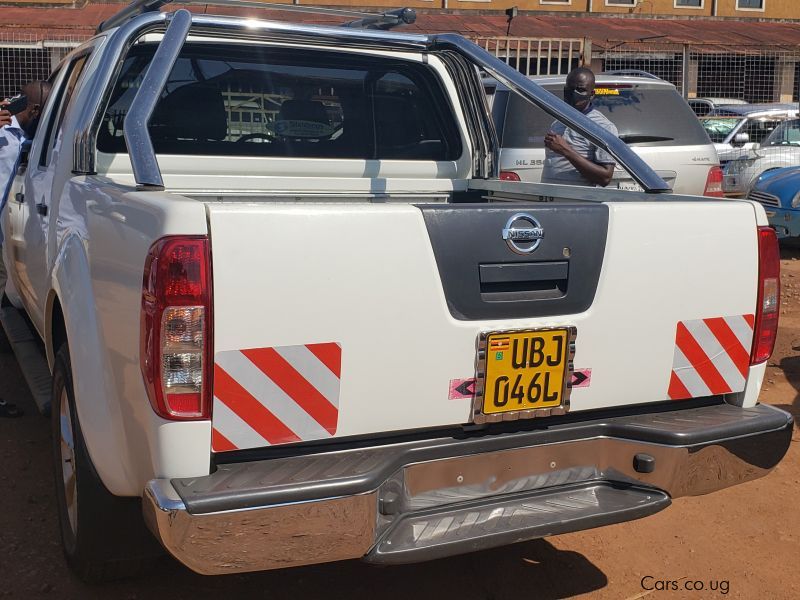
3,4,800,51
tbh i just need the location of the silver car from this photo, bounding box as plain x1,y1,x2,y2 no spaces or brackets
487,75,721,195
723,117,800,197
688,97,747,117
700,104,798,166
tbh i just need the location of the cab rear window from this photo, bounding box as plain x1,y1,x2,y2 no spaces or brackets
98,43,462,161
499,85,712,148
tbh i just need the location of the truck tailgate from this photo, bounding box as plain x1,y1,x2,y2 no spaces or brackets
207,200,759,452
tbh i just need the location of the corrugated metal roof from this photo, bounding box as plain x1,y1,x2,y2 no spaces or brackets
2,4,800,50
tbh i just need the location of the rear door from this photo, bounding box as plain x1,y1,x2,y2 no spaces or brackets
7,51,92,332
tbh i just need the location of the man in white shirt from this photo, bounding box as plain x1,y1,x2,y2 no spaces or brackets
0,80,49,417
0,81,49,304
541,67,619,187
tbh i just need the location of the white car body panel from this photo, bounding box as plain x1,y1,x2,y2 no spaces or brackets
59,183,212,494
207,199,759,445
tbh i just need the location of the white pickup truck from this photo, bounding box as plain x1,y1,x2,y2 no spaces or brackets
0,0,792,582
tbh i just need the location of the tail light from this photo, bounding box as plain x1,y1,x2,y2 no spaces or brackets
141,236,212,420
751,226,780,365
703,166,724,197
499,170,521,181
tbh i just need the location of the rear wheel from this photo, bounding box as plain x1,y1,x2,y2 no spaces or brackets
51,343,162,582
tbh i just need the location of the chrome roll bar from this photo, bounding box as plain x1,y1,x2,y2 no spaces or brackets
98,0,417,33
123,9,192,189
76,7,670,193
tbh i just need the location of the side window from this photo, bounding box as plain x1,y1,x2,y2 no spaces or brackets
772,122,800,146
97,44,462,161
741,119,780,145
39,54,89,168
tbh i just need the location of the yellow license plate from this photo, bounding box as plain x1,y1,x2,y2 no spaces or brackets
481,329,571,415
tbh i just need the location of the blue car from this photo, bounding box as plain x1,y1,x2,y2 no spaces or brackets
747,166,800,240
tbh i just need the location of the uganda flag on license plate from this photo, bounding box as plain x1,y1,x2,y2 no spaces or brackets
489,337,510,351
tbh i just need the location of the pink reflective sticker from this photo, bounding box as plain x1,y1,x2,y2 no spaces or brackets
449,378,477,399
570,369,592,388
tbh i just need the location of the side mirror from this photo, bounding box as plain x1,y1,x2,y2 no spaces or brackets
734,132,750,144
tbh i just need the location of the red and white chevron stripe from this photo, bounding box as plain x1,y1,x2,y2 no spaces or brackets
668,315,754,401
211,342,341,452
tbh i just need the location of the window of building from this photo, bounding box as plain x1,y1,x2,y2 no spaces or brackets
736,0,764,10
675,0,703,8
605,0,636,6
98,43,462,162
540,0,572,5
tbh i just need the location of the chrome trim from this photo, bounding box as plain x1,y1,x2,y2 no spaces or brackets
98,0,418,34
73,12,169,175
180,13,430,48
143,413,788,574
748,189,781,207
400,438,751,509
143,482,378,575
77,12,667,190
502,212,544,254
472,326,576,424
429,34,672,193
74,12,431,175
124,9,192,189
435,49,496,179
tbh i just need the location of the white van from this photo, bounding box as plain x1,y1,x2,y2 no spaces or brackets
487,75,722,196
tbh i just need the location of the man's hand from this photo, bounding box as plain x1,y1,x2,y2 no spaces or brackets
0,101,11,129
545,129,615,187
544,132,573,157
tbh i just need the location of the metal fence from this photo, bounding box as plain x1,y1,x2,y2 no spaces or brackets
476,36,800,106
591,41,800,105
0,33,86,99
475,36,587,76
1,32,797,106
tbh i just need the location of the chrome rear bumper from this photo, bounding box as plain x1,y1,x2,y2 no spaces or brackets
143,402,792,575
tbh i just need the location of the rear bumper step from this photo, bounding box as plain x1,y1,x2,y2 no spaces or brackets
366,482,670,565
143,402,792,575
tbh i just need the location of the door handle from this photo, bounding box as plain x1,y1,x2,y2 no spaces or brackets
36,203,48,216
14,192,23,203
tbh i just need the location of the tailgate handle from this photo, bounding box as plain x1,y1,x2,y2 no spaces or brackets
479,261,568,301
